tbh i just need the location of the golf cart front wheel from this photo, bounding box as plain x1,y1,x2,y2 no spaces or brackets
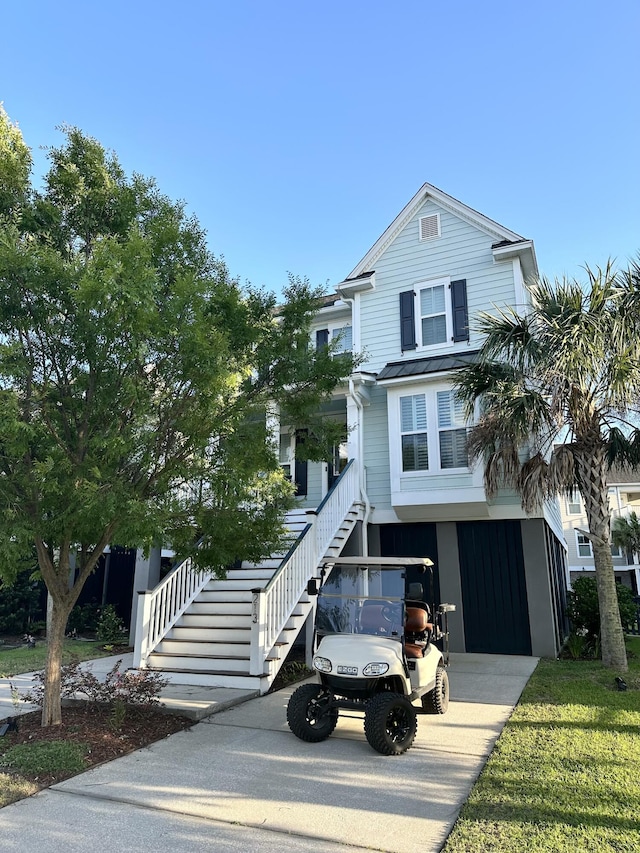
287,684,338,742
364,693,417,755
422,666,449,714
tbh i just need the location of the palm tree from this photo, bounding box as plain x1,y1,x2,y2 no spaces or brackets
611,511,640,565
455,260,640,672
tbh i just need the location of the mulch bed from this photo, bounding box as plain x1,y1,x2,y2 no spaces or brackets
1,703,193,789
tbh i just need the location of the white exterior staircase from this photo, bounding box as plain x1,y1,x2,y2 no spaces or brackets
133,461,362,692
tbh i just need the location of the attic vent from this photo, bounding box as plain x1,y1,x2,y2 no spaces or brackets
419,214,440,241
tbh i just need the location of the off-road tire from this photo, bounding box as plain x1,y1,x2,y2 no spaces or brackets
364,692,417,755
286,684,338,742
422,666,449,714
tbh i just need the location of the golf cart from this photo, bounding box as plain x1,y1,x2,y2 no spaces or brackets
286,556,456,755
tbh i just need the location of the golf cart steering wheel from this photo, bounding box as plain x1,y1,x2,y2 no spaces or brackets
381,605,395,624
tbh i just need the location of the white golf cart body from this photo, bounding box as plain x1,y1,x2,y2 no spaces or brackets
286,556,456,755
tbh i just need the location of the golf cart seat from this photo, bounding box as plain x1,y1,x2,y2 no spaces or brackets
404,606,433,658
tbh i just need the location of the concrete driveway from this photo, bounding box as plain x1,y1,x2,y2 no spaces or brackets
0,654,538,853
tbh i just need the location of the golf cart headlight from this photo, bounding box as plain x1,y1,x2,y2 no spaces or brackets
363,662,389,676
313,656,332,673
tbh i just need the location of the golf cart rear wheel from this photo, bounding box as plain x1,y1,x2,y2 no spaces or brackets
287,684,338,742
422,666,449,714
364,693,417,755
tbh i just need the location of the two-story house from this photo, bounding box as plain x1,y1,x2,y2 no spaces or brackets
133,184,569,691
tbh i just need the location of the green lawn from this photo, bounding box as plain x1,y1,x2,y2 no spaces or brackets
0,639,122,678
443,637,640,853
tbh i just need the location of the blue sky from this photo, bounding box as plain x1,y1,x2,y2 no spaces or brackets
2,0,638,294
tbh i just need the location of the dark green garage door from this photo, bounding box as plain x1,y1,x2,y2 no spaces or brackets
457,520,532,655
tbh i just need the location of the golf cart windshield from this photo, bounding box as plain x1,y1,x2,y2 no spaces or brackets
315,563,405,641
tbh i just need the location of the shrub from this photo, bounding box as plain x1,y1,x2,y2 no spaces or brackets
21,656,168,708
0,569,44,635
96,605,127,644
67,602,100,634
567,575,638,642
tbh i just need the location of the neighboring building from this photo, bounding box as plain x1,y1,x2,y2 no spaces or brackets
134,184,570,690
561,470,640,594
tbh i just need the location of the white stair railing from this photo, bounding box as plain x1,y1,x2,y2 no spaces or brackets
133,556,213,669
250,460,359,675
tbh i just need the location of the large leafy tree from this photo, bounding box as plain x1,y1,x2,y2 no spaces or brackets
455,262,640,672
0,108,354,725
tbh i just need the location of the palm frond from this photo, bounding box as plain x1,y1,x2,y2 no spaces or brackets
547,444,576,494
605,426,640,469
518,453,549,513
483,446,521,499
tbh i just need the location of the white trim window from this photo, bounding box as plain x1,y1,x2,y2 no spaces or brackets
576,532,592,558
437,390,468,469
567,492,582,514
331,324,353,353
417,279,450,348
400,393,429,471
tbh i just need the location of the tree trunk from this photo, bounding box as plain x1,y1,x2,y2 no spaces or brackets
41,598,71,726
576,446,628,671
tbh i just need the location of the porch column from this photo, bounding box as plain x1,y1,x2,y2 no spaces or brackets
346,394,359,464
129,546,162,646
266,401,280,456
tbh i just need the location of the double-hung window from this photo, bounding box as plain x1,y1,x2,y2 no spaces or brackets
567,492,581,514
399,278,468,352
400,394,428,471
331,324,353,353
437,390,468,468
576,532,592,558
419,284,447,347
419,284,449,347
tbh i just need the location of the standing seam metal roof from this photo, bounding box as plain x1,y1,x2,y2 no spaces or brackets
376,350,480,381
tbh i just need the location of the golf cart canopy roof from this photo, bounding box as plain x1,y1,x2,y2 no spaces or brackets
320,556,434,569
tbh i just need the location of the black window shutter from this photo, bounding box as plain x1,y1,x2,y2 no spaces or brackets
399,290,417,351
316,329,329,349
451,279,469,342
294,429,308,497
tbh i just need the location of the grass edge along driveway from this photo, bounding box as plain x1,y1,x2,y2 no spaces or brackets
443,637,640,853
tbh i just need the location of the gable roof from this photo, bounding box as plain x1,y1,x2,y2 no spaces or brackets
342,182,538,283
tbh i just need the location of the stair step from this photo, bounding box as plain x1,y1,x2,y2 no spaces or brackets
168,626,250,642
147,654,252,673
188,602,252,617
227,567,276,579
205,578,268,592
156,670,266,690
179,613,251,628
156,639,249,656
199,589,253,602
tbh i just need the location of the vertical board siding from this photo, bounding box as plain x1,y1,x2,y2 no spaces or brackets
456,520,532,655
379,522,441,605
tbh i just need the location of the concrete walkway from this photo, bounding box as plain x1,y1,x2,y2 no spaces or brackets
0,653,538,852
